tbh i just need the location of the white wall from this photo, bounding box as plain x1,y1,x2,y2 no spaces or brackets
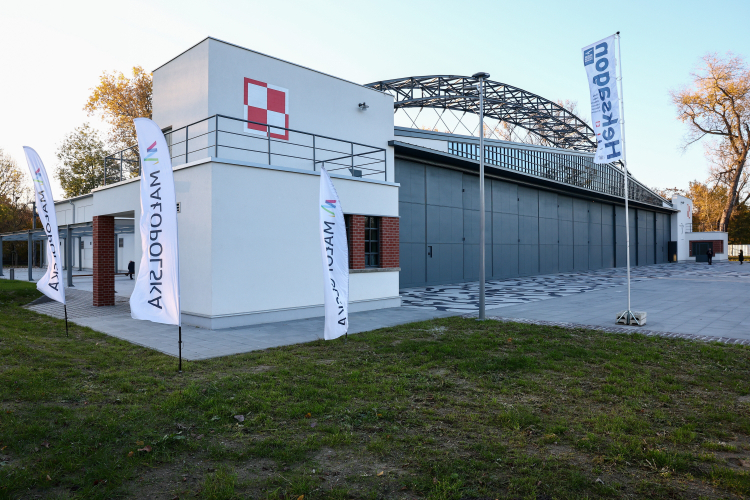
85,159,398,327
671,194,693,260
152,37,395,181
209,161,399,321
152,39,210,133
395,136,449,153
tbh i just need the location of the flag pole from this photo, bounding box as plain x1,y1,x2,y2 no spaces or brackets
64,304,69,337
473,71,490,321
178,326,182,372
614,31,638,326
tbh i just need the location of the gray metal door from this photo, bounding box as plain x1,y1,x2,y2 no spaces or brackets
558,195,574,272
492,180,519,278
395,160,426,287
614,205,627,267
646,211,655,264
573,198,589,271
538,191,559,275
655,213,668,263
518,186,539,276
637,209,648,265
629,208,637,266
425,166,463,284
462,174,491,281
601,204,615,268
589,202,603,270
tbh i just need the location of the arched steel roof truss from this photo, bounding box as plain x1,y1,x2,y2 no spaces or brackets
366,75,597,153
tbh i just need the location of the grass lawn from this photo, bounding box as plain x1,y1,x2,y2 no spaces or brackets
2,281,750,499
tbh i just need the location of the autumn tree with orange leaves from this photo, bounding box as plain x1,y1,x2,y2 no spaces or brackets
84,66,152,149
672,53,750,232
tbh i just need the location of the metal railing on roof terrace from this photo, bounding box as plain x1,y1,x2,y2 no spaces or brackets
448,141,669,208
103,114,388,185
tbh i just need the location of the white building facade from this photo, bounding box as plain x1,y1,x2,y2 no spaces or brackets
52,37,401,328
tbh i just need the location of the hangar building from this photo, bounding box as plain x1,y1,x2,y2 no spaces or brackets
0,37,728,327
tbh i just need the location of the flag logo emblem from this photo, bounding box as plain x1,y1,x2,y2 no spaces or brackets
321,200,337,217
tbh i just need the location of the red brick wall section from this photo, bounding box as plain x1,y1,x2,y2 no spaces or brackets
348,215,365,270
93,216,115,306
380,217,400,268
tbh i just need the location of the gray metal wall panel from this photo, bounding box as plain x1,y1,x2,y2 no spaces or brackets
519,216,539,245
539,218,559,245
589,222,602,247
426,205,440,243
614,205,625,266
589,245,602,269
451,208,463,244
656,213,667,264
462,177,491,211
629,208,637,265
603,245,615,268
601,205,614,247
518,186,539,217
426,167,462,208
574,221,589,246
559,245,574,272
573,198,589,223
498,213,519,244
400,242,426,287
395,160,425,204
496,245,519,278
462,174,476,211
398,158,669,288
646,211,655,265
540,244,558,274
493,180,518,214
538,191,558,219
463,245,491,280
463,208,479,245
519,244,539,276
451,244,464,282
439,206,453,244
464,244,477,281
574,245,589,271
590,203,602,225
573,196,590,269
558,196,573,221
559,219,574,246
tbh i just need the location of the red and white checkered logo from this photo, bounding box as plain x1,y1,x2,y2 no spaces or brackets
244,78,289,140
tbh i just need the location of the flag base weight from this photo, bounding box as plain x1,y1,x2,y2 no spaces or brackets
616,310,646,326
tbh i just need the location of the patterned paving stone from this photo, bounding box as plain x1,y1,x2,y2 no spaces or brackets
400,262,749,312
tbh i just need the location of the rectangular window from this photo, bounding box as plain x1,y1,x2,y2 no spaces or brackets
364,216,380,268
118,238,124,248
344,214,352,268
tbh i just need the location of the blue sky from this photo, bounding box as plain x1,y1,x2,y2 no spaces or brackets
1,0,748,199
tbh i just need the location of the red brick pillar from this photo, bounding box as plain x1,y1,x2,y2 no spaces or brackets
380,217,400,268
349,215,365,270
93,216,115,306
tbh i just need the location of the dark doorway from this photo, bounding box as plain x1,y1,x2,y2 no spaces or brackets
694,242,710,262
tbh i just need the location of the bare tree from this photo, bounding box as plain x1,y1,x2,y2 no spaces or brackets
671,53,750,232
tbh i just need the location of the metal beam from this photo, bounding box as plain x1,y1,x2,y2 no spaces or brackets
366,75,597,152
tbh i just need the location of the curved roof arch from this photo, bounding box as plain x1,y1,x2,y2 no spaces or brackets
366,75,597,152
